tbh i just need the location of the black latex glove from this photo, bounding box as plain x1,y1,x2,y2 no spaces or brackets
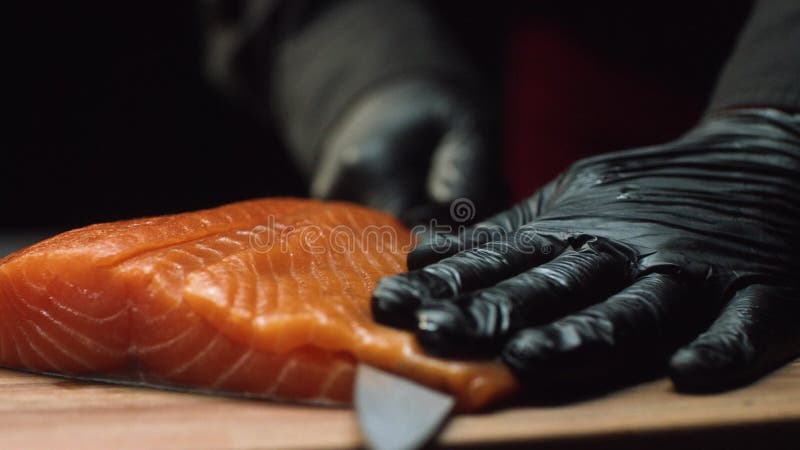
311,80,502,224
372,109,800,393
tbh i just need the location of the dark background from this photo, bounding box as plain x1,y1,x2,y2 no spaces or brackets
5,1,305,230
5,1,750,230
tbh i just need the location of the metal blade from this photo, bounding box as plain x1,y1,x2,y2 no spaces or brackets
355,364,455,450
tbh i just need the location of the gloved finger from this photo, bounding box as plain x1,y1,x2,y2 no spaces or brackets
500,273,693,389
407,217,534,270
477,178,558,231
426,121,497,207
310,139,431,217
372,229,566,329
407,182,557,270
669,284,800,393
406,223,503,270
312,101,445,216
413,239,633,357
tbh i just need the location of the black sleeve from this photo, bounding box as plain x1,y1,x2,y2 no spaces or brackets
708,0,800,113
203,0,478,172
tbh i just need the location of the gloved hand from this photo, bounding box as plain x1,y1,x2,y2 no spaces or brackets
372,108,800,393
311,80,503,224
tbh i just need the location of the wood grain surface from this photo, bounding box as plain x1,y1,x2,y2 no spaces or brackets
0,360,798,450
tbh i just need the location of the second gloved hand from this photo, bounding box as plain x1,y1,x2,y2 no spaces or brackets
311,80,502,224
372,108,800,394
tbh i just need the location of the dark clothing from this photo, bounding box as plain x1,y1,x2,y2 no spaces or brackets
205,0,799,175
205,0,479,173
6,1,797,227
708,0,800,112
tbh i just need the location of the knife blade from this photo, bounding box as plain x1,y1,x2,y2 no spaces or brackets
355,364,455,450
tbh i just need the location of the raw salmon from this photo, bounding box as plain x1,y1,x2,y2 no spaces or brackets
0,199,517,411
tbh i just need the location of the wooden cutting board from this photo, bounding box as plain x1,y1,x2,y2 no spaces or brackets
0,360,798,450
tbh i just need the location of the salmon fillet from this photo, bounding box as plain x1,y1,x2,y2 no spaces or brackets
0,199,517,411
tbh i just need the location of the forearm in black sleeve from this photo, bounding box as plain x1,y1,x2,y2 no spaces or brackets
270,0,478,172
708,0,800,113
204,0,478,173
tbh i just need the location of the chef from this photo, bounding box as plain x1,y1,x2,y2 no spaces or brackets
205,0,799,395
